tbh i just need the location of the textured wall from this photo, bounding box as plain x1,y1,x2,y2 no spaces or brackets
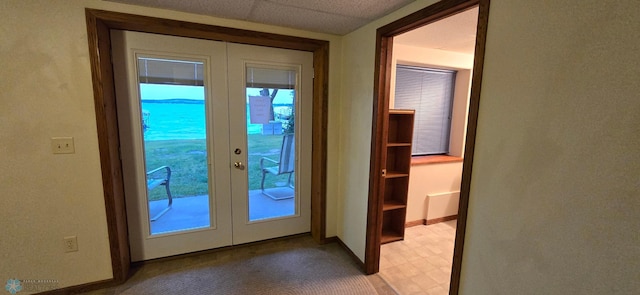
337,0,442,261
0,0,340,289
460,1,640,293
338,0,639,292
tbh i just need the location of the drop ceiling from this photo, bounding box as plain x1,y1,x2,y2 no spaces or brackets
107,1,478,54
106,0,415,35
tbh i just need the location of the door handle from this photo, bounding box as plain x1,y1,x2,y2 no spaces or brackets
233,162,245,170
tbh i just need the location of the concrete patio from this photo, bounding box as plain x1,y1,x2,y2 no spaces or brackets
148,187,295,234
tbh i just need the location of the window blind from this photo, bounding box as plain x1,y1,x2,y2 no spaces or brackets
138,57,204,86
394,65,456,155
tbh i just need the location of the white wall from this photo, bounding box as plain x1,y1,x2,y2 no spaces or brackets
407,162,462,222
337,0,443,261
459,1,640,293
391,44,474,222
0,0,341,290
339,0,639,293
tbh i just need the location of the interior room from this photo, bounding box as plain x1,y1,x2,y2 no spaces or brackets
1,0,638,294
377,7,478,294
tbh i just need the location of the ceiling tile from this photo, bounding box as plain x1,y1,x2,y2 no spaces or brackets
107,0,256,20
265,0,414,19
105,0,416,35
248,0,366,35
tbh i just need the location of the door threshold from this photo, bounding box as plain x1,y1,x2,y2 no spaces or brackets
131,232,313,267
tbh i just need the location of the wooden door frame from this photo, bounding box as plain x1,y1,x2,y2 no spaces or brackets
364,0,490,294
85,9,329,283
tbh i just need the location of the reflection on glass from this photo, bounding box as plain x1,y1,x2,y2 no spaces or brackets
137,57,211,235
245,66,297,221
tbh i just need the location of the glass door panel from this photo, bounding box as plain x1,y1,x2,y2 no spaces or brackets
246,82,297,221
227,43,312,245
113,30,232,262
137,58,212,234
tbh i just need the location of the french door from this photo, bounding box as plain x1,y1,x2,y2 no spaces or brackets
112,30,312,261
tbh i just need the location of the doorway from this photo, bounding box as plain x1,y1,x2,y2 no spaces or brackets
85,9,329,282
365,0,490,294
112,30,313,261
377,6,478,293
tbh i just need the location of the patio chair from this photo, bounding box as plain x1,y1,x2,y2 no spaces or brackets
260,133,295,200
147,166,172,221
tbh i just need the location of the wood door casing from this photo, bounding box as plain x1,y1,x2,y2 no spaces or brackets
85,9,329,285
366,2,491,295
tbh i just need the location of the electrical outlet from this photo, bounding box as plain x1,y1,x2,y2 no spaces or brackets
64,236,78,252
51,137,75,154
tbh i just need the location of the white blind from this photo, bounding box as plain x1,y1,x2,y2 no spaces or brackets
246,66,296,89
138,57,204,86
394,65,456,155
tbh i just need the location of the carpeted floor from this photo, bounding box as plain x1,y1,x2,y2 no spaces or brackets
80,235,394,295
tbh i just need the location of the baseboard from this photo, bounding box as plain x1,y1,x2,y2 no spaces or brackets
426,215,457,225
39,279,115,295
333,237,366,270
405,215,458,228
405,219,426,227
323,236,339,244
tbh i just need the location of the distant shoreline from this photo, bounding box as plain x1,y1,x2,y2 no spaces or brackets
142,99,203,104
141,99,292,107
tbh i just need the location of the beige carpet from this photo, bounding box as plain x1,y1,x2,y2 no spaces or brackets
115,247,377,295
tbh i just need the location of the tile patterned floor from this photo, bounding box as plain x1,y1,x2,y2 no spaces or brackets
378,220,457,295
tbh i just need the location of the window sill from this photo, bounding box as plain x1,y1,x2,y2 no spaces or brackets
411,155,463,166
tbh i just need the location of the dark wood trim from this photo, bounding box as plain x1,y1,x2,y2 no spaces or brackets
426,215,458,225
85,8,329,287
450,1,491,294
405,219,426,227
377,0,480,36
85,11,130,283
406,215,458,228
365,1,491,295
365,29,392,275
311,42,330,244
41,279,115,295
411,155,463,165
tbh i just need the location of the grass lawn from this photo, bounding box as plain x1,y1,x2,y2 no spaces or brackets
145,134,293,201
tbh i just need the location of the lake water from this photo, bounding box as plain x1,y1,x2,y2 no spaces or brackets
142,102,288,141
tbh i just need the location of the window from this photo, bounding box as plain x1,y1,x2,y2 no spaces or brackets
394,65,457,156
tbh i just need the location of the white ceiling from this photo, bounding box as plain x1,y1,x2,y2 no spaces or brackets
395,7,478,55
107,1,477,53
106,0,415,35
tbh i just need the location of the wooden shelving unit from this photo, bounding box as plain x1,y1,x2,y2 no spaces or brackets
380,109,414,244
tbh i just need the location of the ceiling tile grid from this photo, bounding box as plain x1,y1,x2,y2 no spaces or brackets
264,0,414,20
106,0,414,35
248,0,367,35
106,0,478,51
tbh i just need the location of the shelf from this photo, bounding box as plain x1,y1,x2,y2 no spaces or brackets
385,171,409,178
383,201,406,211
380,109,413,246
389,109,415,115
385,146,411,174
387,111,414,144
381,229,404,244
387,143,411,147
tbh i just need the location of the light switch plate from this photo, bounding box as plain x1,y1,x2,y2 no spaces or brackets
51,137,75,154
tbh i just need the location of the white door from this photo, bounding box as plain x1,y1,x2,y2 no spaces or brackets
112,30,312,261
227,43,312,244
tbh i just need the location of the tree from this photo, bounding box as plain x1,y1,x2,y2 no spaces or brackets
259,88,279,121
